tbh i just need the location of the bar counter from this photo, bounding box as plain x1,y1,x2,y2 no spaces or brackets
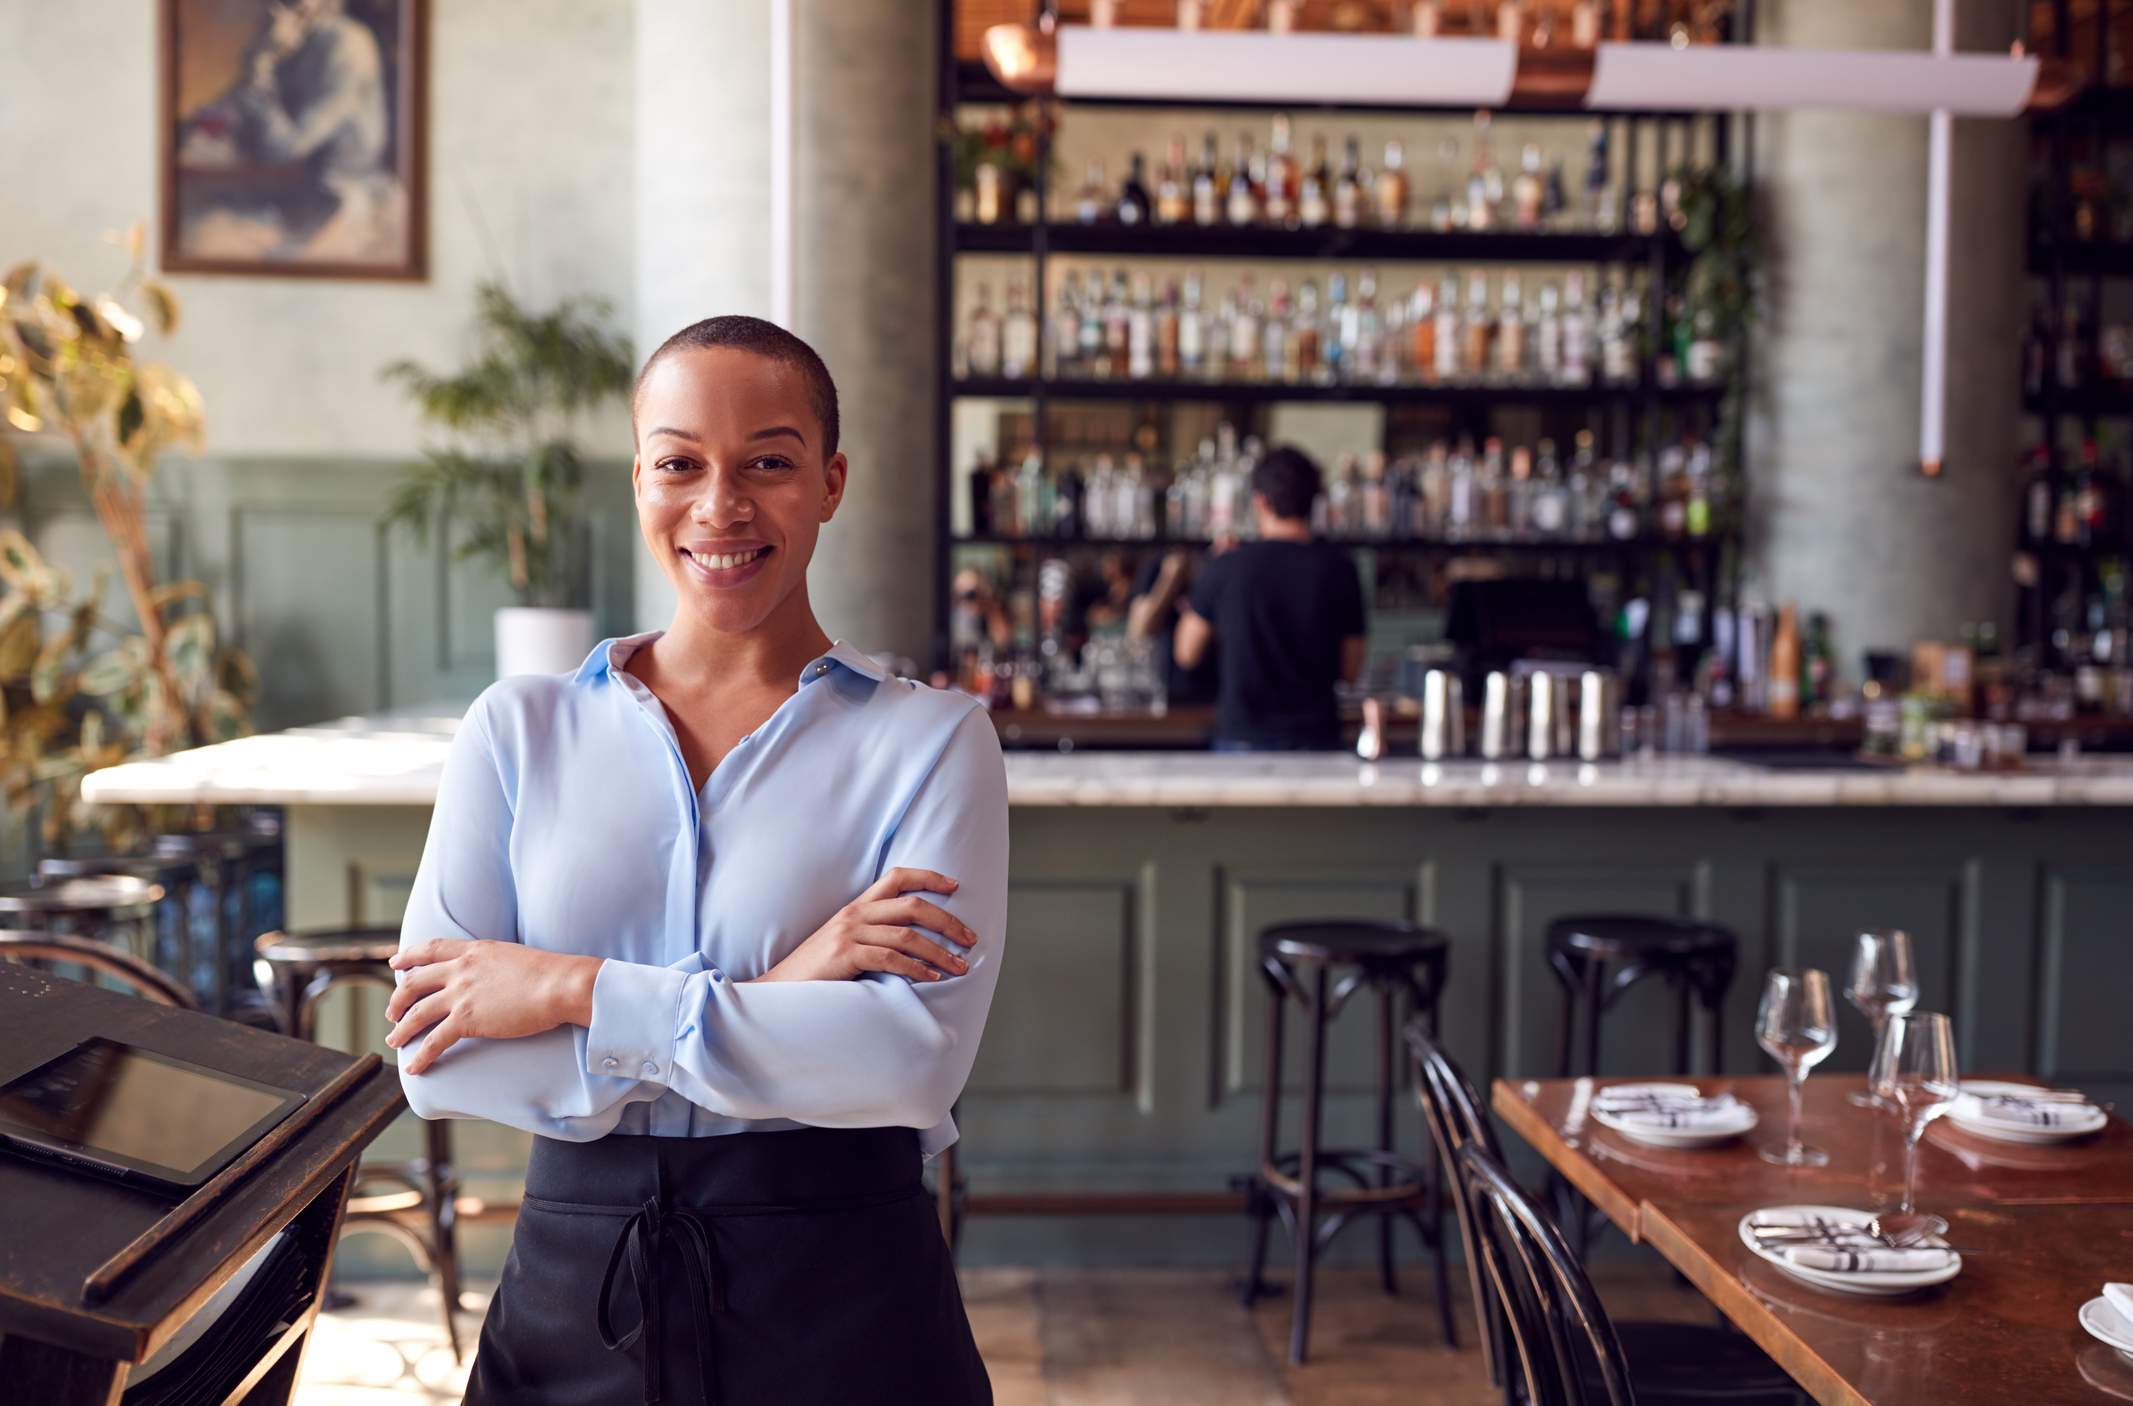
80,709,2133,1264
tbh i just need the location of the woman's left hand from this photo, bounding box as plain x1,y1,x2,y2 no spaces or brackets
386,939,604,1075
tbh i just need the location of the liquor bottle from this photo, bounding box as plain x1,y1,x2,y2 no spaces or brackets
1512,143,1545,230
1495,271,1525,382
1127,274,1155,380
1156,136,1190,225
1446,437,1476,541
2022,447,2052,544
1293,278,1322,382
1116,152,1152,226
1049,271,1081,378
1078,273,1105,376
1568,429,1599,538
1560,269,1591,386
1324,453,1352,536
1362,450,1390,538
1535,280,1563,383
1352,270,1384,383
1606,457,1641,540
2059,296,2088,389
1264,115,1299,227
1463,269,1492,382
967,282,1001,377
1584,119,1612,231
1685,439,1713,538
1686,305,1722,383
1802,612,1834,710
1376,139,1409,229
1420,441,1450,536
1015,450,1045,537
1003,276,1037,380
1075,159,1107,225
1598,279,1633,385
1507,443,1534,538
1468,110,1502,230
1263,278,1291,382
1299,136,1332,228
1178,269,1207,378
1767,604,1801,720
1409,280,1436,383
1544,157,1568,229
1434,272,1461,383
1229,273,1262,381
1193,134,1222,226
1656,442,1687,538
1532,438,1568,537
1478,437,1508,537
1101,271,1129,379
1323,272,1350,384
1086,454,1114,538
1226,135,1260,226
1334,137,1364,229
1156,278,1182,378
968,450,996,535
1202,287,1233,383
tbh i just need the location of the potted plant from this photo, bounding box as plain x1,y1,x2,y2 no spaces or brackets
0,225,255,853
382,282,633,678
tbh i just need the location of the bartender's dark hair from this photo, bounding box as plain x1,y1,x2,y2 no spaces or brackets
1252,445,1322,523
632,315,841,457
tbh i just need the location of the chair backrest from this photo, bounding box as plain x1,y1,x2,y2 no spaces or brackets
1458,1141,1637,1406
0,932,195,1009
1406,1017,1513,1393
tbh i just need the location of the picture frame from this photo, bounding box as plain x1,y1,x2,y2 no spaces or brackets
158,0,429,280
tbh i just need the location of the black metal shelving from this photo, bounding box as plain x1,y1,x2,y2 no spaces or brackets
933,0,1750,693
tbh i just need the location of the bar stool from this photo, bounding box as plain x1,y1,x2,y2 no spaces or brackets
254,927,464,1361
1547,913,1739,1078
1240,919,1457,1366
41,853,215,1009
0,931,195,1009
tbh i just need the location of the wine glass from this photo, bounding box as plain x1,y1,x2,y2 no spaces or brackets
1845,929,1919,1108
1870,1010,1960,1236
1756,967,1838,1166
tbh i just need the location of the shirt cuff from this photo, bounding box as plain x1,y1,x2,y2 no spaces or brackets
585,958,690,1085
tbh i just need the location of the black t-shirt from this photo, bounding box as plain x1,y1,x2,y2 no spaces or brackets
1189,539,1366,749
1131,553,1219,706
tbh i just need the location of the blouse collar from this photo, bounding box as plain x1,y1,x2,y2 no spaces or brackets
576,632,890,688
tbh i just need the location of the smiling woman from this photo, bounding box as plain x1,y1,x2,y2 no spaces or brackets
385,316,1004,1405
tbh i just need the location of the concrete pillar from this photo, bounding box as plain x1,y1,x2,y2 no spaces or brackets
631,1,937,661
1746,0,2026,666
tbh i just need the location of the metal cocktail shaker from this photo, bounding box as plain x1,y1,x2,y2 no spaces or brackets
1528,672,1576,760
1480,671,1527,760
1578,668,1622,761
1421,670,1465,759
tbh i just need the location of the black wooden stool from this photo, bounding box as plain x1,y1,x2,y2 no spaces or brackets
0,876,164,977
1547,913,1738,1078
254,927,463,1361
1240,920,1456,1365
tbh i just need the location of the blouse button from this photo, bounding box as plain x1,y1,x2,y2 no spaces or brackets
813,662,829,675
602,1057,618,1069
642,1061,658,1075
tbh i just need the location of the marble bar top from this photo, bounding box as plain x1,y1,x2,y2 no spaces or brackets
74,703,2133,809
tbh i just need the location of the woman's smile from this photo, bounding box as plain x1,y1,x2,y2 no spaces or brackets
681,541,772,584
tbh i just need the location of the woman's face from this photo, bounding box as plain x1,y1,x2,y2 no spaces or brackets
632,347,846,639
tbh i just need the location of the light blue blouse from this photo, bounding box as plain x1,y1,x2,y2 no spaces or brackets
395,634,1008,1156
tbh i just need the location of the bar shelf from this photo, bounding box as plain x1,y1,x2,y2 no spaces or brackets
954,221,1675,264
952,375,1723,407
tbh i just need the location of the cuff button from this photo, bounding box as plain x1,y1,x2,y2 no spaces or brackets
602,1057,618,1069
642,1061,659,1075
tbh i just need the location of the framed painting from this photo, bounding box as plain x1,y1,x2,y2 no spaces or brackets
159,0,428,279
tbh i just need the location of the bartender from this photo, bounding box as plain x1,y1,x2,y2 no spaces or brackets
1173,445,1366,751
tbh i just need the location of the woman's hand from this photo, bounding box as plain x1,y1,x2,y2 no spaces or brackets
386,939,605,1075
752,868,976,985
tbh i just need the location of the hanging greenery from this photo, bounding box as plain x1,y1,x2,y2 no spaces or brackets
0,224,256,851
380,283,634,609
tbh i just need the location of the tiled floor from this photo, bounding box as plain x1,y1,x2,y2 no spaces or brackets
295,1260,1711,1404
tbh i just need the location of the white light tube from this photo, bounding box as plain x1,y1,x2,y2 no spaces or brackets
1586,42,2036,115
770,0,796,330
1920,0,1955,475
1055,26,1517,107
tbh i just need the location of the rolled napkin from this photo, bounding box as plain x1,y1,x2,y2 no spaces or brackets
2105,1282,2133,1334
1956,1091,2096,1127
1594,1088,1746,1130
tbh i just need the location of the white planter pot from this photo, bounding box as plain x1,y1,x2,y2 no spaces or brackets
495,607,595,679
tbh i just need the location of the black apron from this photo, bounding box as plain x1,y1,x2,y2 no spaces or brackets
463,1126,992,1406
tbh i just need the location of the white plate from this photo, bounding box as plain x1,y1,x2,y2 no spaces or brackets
1948,1080,2106,1143
1737,1206,1962,1297
2084,1297,2133,1357
1592,1083,1757,1149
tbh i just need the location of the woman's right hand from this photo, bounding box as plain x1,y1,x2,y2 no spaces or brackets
750,868,976,985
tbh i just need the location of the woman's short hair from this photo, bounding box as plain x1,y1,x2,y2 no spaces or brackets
1251,445,1323,523
632,315,841,457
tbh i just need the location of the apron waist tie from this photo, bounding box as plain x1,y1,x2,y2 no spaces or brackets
584,1181,925,1405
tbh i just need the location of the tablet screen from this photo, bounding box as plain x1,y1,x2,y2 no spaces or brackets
0,1038,298,1181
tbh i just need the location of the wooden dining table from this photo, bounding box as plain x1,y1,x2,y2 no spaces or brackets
1493,1073,2133,1406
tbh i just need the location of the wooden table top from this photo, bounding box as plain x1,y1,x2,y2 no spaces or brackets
0,964,405,1363
1493,1074,2133,1406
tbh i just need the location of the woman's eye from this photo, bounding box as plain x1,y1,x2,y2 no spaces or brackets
750,456,796,472
656,457,698,474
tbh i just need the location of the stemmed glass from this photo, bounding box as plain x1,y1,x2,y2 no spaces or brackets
1845,930,1919,1108
1870,1010,1961,1236
1756,968,1838,1166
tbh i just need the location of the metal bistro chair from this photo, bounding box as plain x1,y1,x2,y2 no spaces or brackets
1241,919,1457,1365
254,927,464,1362
1458,1141,1806,1406
0,931,195,1008
1548,914,1739,1080
1407,1019,1802,1406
